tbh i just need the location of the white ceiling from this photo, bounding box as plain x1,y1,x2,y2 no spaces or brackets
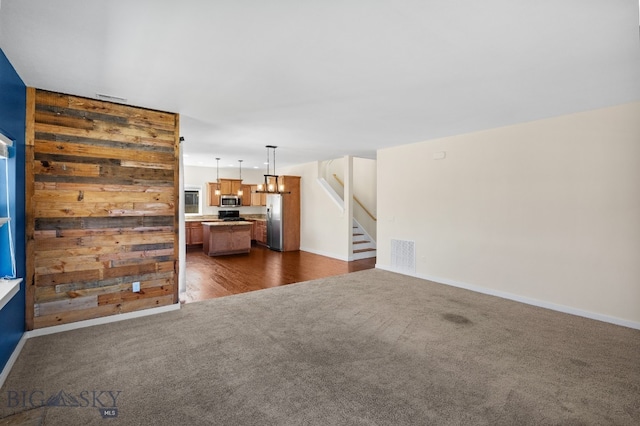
1,0,639,170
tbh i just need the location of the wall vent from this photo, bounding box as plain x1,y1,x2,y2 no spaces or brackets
96,93,128,104
390,239,415,273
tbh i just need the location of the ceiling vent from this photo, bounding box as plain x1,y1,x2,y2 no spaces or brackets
95,93,128,104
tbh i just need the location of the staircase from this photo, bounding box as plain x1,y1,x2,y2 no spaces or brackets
352,220,376,260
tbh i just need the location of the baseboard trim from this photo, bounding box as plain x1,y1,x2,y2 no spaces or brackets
0,334,27,389
299,247,350,262
26,303,181,338
375,265,640,330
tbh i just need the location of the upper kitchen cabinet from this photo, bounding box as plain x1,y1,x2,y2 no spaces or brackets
241,184,252,206
207,182,220,206
250,185,266,206
207,178,243,206
220,178,242,196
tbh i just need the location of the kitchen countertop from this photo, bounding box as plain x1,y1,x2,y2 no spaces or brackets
185,216,221,222
201,221,254,226
187,216,266,222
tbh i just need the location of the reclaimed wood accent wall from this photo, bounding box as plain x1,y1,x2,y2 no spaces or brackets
25,88,180,329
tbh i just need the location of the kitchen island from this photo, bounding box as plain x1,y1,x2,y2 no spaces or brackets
202,221,253,256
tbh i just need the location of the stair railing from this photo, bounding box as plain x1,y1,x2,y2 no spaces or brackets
332,174,377,222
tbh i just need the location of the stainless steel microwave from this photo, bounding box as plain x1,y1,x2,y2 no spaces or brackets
220,195,241,207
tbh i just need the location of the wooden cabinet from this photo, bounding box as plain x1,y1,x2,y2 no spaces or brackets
207,179,243,206
185,221,203,246
220,179,242,196
203,223,252,256
252,220,267,245
241,184,252,206
207,183,220,207
250,185,266,206
279,176,301,252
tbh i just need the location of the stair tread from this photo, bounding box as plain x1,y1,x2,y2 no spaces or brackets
354,248,377,253
353,240,370,245
353,233,364,236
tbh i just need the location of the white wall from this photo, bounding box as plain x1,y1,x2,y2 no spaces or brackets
323,157,378,240
280,162,351,260
377,102,640,326
183,165,267,216
353,157,377,241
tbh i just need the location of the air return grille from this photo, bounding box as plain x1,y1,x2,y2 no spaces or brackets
390,239,415,273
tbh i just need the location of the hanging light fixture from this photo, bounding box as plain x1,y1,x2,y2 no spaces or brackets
214,158,221,196
255,145,289,194
237,160,243,197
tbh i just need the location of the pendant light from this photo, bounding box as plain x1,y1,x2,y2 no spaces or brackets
214,158,221,196
255,145,289,194
237,160,243,197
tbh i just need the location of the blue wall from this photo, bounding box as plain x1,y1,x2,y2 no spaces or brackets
0,48,26,371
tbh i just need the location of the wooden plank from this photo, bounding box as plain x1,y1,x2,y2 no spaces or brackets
118,294,174,313
35,91,178,130
33,189,174,203
34,293,174,328
34,160,101,177
97,285,173,306
97,248,174,263
34,174,173,187
35,244,123,260
34,138,175,164
33,230,57,238
35,216,174,231
34,226,173,239
34,180,175,193
99,164,174,181
34,202,135,218
35,269,101,287
108,255,173,268
34,204,177,218
120,160,174,170
35,105,176,142
34,131,175,153
34,295,98,317
25,88,37,330
34,232,175,251
35,276,173,303
36,103,128,125
36,269,174,292
35,109,95,131
34,90,70,110
34,122,175,149
34,245,173,264
68,99,176,128
33,304,121,328
51,271,174,295
102,262,160,279
34,257,106,275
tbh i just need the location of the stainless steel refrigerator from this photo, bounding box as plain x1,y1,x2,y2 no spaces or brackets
266,194,283,251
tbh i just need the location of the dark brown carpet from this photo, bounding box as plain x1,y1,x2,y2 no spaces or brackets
1,269,639,425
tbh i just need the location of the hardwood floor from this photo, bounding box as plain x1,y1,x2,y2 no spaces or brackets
183,243,376,303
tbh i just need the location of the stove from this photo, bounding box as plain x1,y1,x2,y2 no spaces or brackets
218,210,245,222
